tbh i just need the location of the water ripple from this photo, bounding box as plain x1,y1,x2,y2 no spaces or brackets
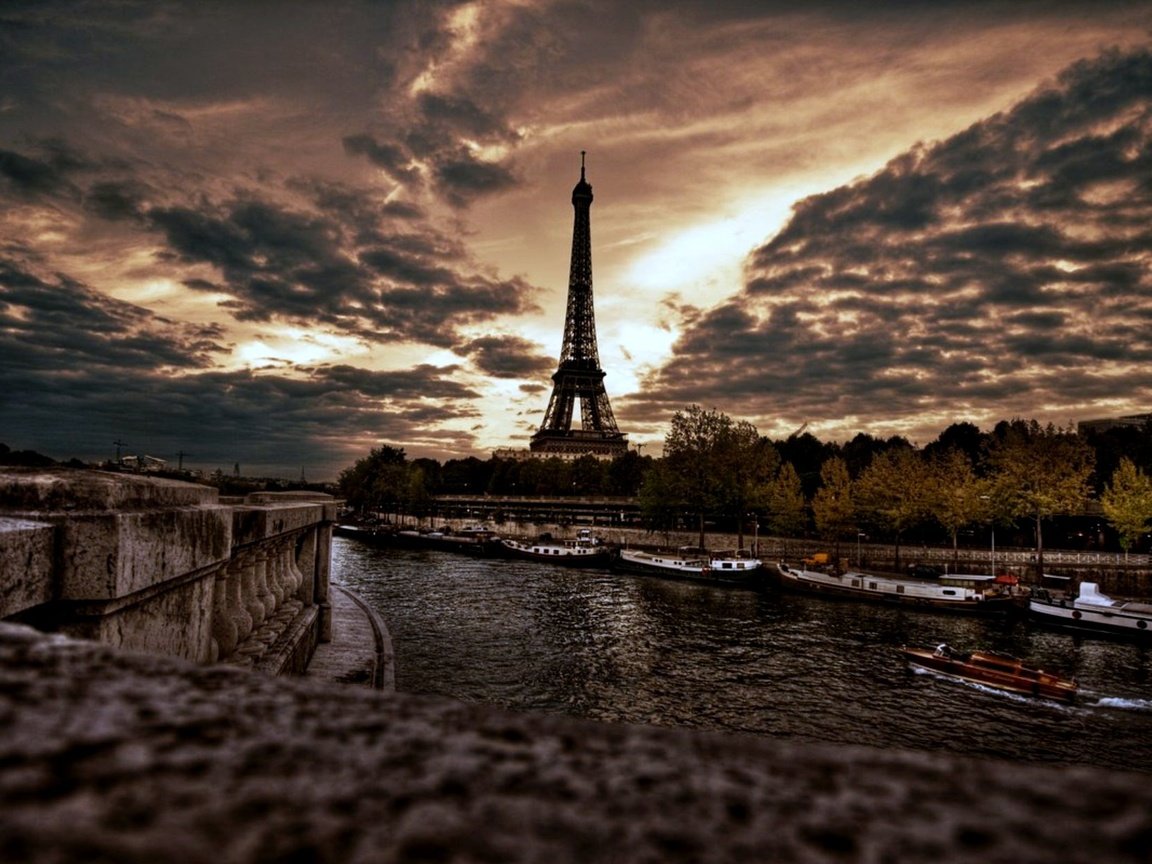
333,538,1152,773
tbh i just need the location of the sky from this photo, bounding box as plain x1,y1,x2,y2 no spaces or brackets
1,0,1151,479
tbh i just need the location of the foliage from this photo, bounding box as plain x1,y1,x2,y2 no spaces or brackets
986,420,1094,571
636,459,683,534
723,420,779,548
853,446,928,569
657,405,737,547
925,448,990,561
811,456,855,550
1101,457,1152,555
764,461,807,538
337,445,409,515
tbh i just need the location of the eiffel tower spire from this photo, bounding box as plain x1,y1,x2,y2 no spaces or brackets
530,153,628,457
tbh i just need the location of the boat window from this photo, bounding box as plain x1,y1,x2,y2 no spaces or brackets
869,582,877,590
942,590,957,596
896,585,905,594
851,579,860,588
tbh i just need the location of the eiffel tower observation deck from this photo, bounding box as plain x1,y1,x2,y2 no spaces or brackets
530,153,629,458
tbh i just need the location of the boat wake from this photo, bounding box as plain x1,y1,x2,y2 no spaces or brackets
910,667,1068,706
1083,695,1152,713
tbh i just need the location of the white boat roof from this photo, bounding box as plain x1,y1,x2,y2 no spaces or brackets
1077,582,1152,614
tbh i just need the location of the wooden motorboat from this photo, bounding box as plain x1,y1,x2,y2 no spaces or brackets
903,644,1078,702
774,563,1015,613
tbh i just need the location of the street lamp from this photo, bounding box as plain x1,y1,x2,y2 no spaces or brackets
857,532,865,569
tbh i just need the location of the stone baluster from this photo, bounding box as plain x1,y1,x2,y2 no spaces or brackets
209,564,233,663
286,534,306,602
241,549,266,630
226,554,254,655
254,548,275,626
315,523,333,642
295,529,317,606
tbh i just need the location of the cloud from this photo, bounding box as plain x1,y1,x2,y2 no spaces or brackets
629,46,1152,438
459,334,555,379
147,191,539,344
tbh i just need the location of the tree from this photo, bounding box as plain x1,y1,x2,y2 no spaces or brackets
637,459,683,537
1101,457,1152,558
721,422,779,549
811,456,854,560
337,445,407,515
986,420,1094,576
660,405,736,548
854,447,928,570
925,448,989,566
765,461,807,539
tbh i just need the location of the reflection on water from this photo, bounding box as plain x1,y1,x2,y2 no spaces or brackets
333,538,1152,773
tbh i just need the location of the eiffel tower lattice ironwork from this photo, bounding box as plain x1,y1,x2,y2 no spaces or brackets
530,153,628,457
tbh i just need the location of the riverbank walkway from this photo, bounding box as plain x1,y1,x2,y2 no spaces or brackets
303,582,395,691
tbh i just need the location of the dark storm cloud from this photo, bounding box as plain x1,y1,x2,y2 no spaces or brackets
0,148,74,197
431,149,519,208
341,134,420,185
0,255,226,372
459,334,554,379
1,347,482,475
631,46,1152,430
148,192,539,344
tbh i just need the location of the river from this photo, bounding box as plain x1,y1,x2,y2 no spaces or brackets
332,537,1152,774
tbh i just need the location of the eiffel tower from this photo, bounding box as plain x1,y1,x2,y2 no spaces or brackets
530,153,628,458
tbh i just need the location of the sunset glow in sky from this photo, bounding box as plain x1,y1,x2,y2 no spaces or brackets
2,1,1151,477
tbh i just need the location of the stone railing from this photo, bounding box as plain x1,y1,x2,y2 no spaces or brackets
0,468,338,675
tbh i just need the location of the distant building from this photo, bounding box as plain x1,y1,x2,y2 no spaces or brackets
1078,413,1152,435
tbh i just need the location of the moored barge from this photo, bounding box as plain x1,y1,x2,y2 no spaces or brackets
774,563,1015,613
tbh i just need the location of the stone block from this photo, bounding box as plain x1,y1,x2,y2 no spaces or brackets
231,502,329,547
66,570,218,663
0,518,55,617
57,506,232,600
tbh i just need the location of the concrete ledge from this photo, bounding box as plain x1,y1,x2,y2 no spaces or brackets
1,622,1149,863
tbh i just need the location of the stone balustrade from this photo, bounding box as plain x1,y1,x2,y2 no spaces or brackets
0,468,338,675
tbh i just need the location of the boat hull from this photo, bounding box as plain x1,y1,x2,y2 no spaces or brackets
334,525,503,556
774,564,1014,614
500,539,613,567
903,647,1077,702
1028,596,1152,640
612,550,762,585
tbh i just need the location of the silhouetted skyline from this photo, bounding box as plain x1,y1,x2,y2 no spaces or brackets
2,1,1150,477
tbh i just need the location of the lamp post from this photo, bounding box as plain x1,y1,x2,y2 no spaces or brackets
980,495,995,576
857,532,865,568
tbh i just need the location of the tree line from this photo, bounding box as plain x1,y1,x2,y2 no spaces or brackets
338,410,1152,568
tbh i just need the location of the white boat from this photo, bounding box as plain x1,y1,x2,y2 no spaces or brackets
501,528,612,567
1029,582,1152,638
613,547,762,584
774,563,1016,613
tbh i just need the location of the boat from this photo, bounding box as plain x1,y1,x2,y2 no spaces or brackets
903,644,1078,702
335,522,503,556
613,547,762,584
774,562,1015,613
1028,582,1152,639
500,528,613,567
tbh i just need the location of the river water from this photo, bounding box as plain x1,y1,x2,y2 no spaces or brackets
332,537,1152,774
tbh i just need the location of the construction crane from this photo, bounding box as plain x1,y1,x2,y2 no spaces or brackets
787,421,809,440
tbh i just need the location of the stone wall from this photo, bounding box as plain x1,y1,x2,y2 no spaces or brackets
0,468,338,674
1,621,1149,863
